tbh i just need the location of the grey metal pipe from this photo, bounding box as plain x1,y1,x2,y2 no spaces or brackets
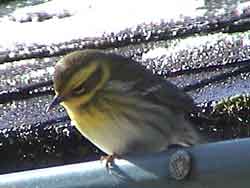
0,138,250,188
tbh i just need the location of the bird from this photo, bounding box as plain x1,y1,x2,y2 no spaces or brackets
47,49,202,166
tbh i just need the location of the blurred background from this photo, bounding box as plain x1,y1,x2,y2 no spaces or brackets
0,0,250,174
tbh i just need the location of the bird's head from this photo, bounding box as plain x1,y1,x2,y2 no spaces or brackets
47,50,117,111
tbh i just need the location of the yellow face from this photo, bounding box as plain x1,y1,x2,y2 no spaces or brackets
53,51,111,110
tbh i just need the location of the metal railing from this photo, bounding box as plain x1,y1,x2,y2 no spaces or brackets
0,138,250,188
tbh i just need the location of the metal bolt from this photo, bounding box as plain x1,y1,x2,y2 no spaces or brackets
169,150,192,180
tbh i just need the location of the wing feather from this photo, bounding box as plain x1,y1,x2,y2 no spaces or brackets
106,54,196,113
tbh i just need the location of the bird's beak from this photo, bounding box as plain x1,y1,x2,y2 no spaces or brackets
46,95,64,112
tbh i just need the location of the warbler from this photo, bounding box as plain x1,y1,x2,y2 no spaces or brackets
47,49,202,160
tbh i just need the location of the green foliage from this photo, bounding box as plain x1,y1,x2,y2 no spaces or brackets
210,93,250,139
214,93,250,122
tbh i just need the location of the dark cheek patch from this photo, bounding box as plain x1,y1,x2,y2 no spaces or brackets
72,66,103,96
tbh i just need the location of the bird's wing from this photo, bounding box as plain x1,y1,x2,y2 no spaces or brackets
132,73,196,113
107,74,196,113
108,54,196,113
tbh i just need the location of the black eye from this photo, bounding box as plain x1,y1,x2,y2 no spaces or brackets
73,66,102,95
72,81,86,95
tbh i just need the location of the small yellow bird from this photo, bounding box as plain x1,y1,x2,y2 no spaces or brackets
47,49,202,164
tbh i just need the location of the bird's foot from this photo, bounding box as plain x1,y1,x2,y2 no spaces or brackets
100,153,120,170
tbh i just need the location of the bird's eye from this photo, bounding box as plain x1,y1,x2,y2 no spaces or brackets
72,66,102,95
72,82,86,95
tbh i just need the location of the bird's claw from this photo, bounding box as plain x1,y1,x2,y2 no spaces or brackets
100,153,120,170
